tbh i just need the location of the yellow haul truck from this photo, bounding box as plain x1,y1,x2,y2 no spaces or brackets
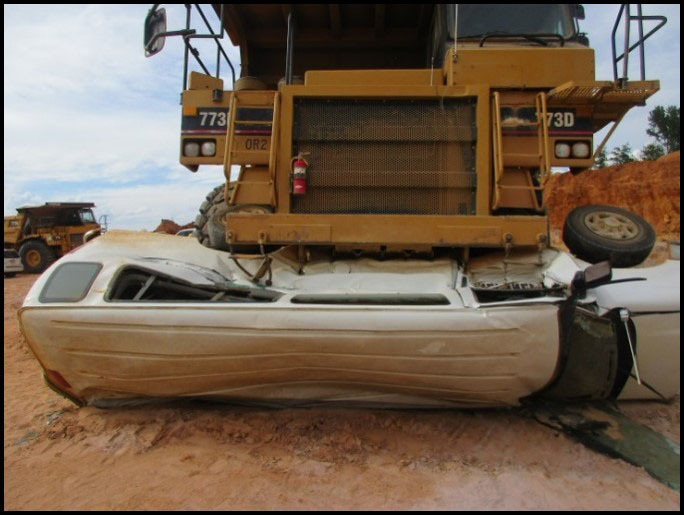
145,4,664,267
4,203,100,273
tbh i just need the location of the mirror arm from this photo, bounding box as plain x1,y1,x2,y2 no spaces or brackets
145,28,196,56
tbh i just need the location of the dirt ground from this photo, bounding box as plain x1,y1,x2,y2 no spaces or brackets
3,273,679,510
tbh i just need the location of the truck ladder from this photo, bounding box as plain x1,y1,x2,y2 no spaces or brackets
224,90,279,207
492,92,550,211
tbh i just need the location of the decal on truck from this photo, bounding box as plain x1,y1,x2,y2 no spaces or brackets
182,107,274,136
501,107,592,136
182,108,229,134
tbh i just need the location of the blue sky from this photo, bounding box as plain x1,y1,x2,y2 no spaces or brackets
4,4,680,230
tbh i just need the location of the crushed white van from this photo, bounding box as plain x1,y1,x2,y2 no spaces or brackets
18,231,679,408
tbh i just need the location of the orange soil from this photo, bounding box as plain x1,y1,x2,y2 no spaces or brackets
4,275,680,510
153,219,194,235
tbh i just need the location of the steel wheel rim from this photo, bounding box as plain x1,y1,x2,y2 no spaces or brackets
584,211,639,240
25,249,42,267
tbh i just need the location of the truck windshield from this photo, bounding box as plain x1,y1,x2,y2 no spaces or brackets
449,4,576,40
79,209,96,224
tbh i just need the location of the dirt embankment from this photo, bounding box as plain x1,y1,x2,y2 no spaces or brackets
153,219,194,235
545,151,680,242
4,274,680,510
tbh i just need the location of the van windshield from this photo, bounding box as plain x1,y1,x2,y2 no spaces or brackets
449,4,576,40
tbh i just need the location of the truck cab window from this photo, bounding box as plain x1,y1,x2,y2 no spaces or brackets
450,4,576,40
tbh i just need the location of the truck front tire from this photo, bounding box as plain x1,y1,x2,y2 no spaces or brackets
19,240,56,274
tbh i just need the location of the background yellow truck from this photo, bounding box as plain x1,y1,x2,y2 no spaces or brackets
4,203,100,273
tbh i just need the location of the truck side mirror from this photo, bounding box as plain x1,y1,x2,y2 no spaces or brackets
144,7,167,57
574,4,586,20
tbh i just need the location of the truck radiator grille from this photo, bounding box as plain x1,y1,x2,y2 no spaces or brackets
70,234,84,247
291,98,477,215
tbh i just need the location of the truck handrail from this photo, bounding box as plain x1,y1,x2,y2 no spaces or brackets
145,4,236,91
611,4,667,86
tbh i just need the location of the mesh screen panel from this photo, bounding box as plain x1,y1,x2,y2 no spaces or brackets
292,98,477,215
70,234,84,247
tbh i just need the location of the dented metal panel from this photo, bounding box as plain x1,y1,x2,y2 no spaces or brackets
20,301,561,408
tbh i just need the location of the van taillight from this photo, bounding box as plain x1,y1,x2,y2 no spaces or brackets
46,369,72,390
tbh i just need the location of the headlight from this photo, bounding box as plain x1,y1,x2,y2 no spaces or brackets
184,142,200,157
201,141,216,157
555,143,571,159
572,142,591,158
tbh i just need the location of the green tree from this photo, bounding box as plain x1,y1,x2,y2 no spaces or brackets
610,143,636,165
640,142,665,161
593,147,609,168
646,105,680,154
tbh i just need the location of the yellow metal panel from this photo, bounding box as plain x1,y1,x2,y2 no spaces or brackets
4,216,24,245
230,151,271,166
187,71,224,91
234,90,278,105
475,85,491,215
181,89,232,108
447,47,595,88
232,167,273,205
304,69,441,86
226,213,547,248
496,169,538,210
268,224,332,242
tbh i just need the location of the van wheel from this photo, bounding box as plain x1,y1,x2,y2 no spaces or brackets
563,205,656,267
19,240,56,274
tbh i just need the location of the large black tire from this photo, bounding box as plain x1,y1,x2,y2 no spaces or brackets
194,183,273,252
563,205,656,267
193,183,230,248
19,240,56,274
207,204,273,250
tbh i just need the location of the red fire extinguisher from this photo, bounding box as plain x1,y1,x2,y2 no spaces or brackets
291,153,309,195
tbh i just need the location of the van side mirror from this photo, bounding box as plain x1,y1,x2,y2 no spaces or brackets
571,261,612,297
144,7,167,57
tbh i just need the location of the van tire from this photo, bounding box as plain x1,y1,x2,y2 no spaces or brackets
563,205,656,267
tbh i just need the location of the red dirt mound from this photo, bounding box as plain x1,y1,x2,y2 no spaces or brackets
153,219,194,235
544,151,680,241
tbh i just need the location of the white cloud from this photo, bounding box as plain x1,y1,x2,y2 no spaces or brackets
4,5,239,229
80,175,225,230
